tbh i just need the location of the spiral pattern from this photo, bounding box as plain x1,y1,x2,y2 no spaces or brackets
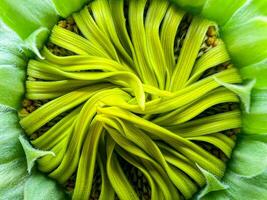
20,0,241,199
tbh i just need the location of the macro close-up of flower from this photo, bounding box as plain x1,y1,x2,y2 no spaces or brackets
0,0,267,200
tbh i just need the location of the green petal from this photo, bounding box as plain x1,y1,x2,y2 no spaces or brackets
0,0,58,40
51,0,90,18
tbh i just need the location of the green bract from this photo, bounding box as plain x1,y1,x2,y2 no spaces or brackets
0,0,267,199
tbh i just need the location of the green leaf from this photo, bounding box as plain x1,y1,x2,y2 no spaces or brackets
51,0,91,18
0,0,58,40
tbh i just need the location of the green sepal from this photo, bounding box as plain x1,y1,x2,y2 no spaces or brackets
0,0,58,40
223,0,267,30
227,136,267,178
170,0,205,14
240,58,267,89
201,0,247,26
0,22,26,110
22,27,50,59
222,17,267,67
214,77,255,113
19,135,55,174
198,136,267,200
0,108,66,199
0,105,25,164
0,128,24,164
223,170,267,200
249,89,267,114
221,0,267,67
0,0,266,199
196,166,228,200
0,65,25,110
51,0,91,18
242,112,267,135
0,50,26,68
24,171,66,200
241,133,267,143
242,89,267,134
0,21,27,67
0,109,28,199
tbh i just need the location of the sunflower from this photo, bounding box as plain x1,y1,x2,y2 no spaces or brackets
0,0,267,200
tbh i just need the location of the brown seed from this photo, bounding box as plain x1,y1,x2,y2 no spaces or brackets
19,108,29,118
207,26,217,37
67,17,75,25
27,76,36,81
22,99,32,107
27,105,36,113
206,36,216,46
58,20,67,28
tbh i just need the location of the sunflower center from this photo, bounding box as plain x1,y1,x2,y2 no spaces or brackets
19,0,241,199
